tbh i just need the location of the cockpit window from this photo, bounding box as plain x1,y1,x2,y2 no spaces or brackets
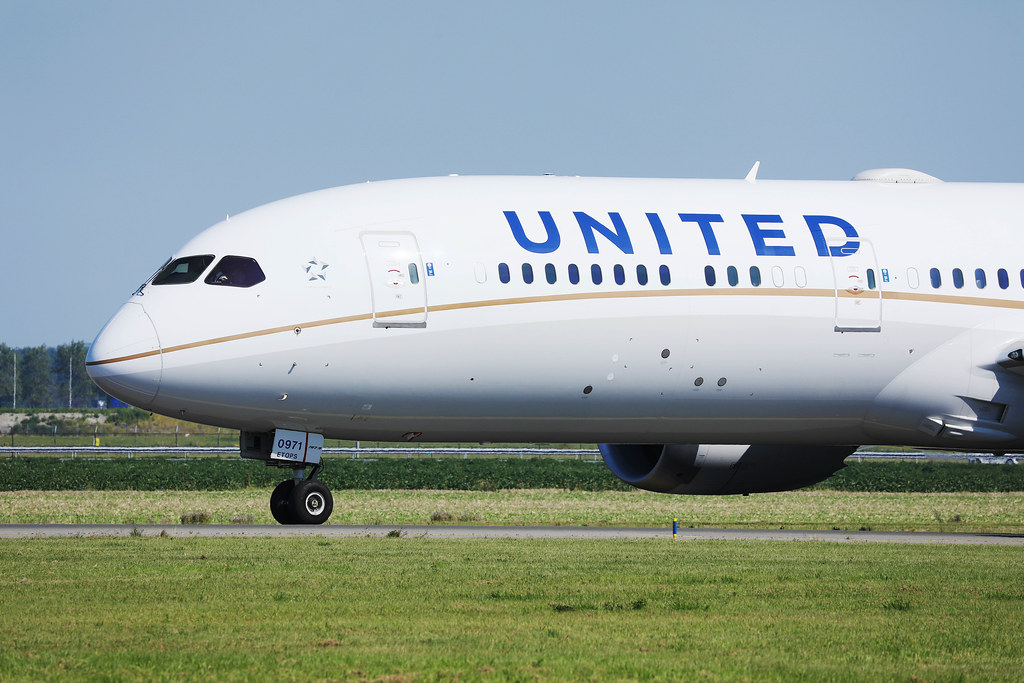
151,255,215,285
204,256,266,288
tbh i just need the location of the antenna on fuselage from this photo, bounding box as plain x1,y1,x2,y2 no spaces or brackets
745,161,760,183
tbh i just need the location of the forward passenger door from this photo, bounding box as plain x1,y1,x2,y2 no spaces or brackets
360,231,428,328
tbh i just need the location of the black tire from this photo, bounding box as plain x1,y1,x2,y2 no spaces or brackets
288,480,334,525
270,480,296,525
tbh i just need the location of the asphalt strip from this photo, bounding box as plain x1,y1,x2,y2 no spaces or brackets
1,524,1023,545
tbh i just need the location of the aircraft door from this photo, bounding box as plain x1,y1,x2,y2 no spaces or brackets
830,237,881,332
360,231,427,328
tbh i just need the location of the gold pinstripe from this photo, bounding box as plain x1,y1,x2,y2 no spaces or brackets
85,286,1024,367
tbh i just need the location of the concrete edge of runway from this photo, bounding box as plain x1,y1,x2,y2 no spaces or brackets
1,524,1022,545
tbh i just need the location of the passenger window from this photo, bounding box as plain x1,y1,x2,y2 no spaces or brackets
907,267,920,289
204,256,265,288
866,269,876,290
704,265,716,286
408,263,420,285
522,263,534,284
568,264,580,285
659,265,671,286
975,268,986,289
749,266,761,287
952,268,964,289
636,264,648,286
591,264,603,285
152,255,214,285
998,268,1009,289
613,264,625,285
727,266,738,287
930,268,941,288
545,263,557,284
771,266,784,288
794,266,807,288
498,263,510,284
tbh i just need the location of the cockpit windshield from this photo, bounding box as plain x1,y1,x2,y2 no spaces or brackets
204,256,266,288
151,255,215,285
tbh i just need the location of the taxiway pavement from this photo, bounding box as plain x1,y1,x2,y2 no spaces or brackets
1,524,1022,545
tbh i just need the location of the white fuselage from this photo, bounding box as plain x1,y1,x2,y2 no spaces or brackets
87,173,1024,450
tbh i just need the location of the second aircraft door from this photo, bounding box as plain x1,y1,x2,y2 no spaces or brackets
830,238,881,332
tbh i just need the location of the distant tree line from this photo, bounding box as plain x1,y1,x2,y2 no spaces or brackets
0,342,109,409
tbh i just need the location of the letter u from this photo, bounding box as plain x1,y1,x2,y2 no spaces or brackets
504,211,561,254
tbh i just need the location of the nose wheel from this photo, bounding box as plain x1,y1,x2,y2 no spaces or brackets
269,475,334,525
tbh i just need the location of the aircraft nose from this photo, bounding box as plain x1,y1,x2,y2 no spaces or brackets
86,301,162,409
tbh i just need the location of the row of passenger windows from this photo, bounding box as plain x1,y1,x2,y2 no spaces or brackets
149,254,266,289
497,262,819,289
497,262,1024,292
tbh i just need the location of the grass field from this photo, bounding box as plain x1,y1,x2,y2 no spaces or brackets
1,537,1022,681
2,489,1023,533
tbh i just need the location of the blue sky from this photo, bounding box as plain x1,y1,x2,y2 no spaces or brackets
2,1,1023,347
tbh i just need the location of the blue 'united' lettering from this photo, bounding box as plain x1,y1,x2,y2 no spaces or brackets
502,211,860,257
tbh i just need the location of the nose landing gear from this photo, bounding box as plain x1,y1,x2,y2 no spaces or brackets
269,467,335,525
241,429,334,525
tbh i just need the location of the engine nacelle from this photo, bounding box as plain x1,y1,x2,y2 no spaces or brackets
598,443,856,495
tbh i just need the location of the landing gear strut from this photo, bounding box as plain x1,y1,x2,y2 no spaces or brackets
241,429,334,525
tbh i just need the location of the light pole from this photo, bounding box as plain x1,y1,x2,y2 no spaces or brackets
68,351,73,408
12,349,16,411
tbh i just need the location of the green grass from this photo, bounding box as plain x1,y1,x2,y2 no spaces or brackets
2,489,1023,533
0,537,1021,681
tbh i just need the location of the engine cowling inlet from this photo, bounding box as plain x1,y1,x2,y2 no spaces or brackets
598,443,855,495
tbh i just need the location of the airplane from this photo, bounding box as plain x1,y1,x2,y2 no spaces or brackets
86,166,1024,524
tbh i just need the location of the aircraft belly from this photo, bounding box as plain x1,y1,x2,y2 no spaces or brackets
151,312,900,443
